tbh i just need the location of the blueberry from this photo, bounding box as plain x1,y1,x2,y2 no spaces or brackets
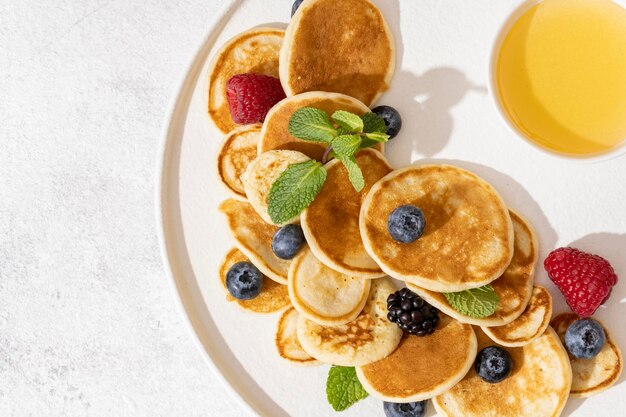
272,224,305,259
372,105,402,139
383,401,426,417
565,318,606,359
387,205,426,243
291,0,304,16
226,262,263,300
475,346,513,383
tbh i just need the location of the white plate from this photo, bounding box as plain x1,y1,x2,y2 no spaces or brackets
157,1,626,416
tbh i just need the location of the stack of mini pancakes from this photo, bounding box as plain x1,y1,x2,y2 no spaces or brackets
210,0,622,415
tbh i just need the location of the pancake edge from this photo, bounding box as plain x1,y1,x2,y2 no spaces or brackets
218,247,290,314
275,307,322,367
360,164,515,292
215,124,261,201
406,209,536,326
279,0,395,107
218,200,289,284
432,326,573,417
301,149,390,279
296,277,403,367
355,325,478,402
552,313,624,398
287,247,372,326
207,27,285,133
481,285,552,347
258,91,384,156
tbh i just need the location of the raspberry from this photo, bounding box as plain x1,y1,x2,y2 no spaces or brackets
544,247,618,317
226,73,286,124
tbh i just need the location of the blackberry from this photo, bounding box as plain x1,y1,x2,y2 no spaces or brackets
386,288,439,336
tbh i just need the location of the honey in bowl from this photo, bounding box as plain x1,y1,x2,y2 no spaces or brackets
495,0,626,157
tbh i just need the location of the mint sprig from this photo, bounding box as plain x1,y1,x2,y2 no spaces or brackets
268,160,327,224
268,108,389,221
331,134,362,159
443,285,500,319
332,110,364,132
336,155,365,192
362,112,387,134
288,107,337,143
326,366,369,411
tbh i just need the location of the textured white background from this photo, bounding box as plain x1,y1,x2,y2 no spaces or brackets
0,1,242,416
4,0,626,416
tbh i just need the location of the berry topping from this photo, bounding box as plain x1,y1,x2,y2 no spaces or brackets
291,0,304,16
226,262,264,300
544,247,618,317
383,401,427,417
387,288,439,336
371,105,402,139
387,205,426,243
565,318,606,359
475,346,513,383
272,224,305,260
226,73,286,124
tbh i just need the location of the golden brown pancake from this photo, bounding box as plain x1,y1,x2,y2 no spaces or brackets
408,211,536,326
361,165,514,292
297,277,402,366
288,246,371,326
482,286,552,347
208,28,284,133
216,124,261,200
551,313,623,397
302,149,391,278
275,307,320,366
280,0,394,106
258,91,380,160
219,199,290,284
433,327,572,417
218,247,290,314
356,315,477,402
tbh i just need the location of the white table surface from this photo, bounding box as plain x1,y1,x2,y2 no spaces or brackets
3,1,626,416
0,1,243,416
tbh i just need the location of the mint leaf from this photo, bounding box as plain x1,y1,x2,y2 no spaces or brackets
268,160,327,224
288,107,337,143
360,132,390,149
332,135,362,158
364,132,390,143
332,110,364,133
326,366,368,412
362,112,387,134
337,155,365,192
444,285,499,319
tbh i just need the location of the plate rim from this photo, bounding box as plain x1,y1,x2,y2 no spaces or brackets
154,1,262,416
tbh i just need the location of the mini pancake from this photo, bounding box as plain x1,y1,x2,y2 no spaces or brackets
482,286,552,347
280,0,395,106
218,247,290,314
241,150,310,225
408,211,536,326
551,313,623,398
259,91,382,160
219,199,290,284
275,307,320,366
361,165,514,292
433,327,572,417
208,28,284,133
289,246,371,326
216,124,261,200
356,315,477,402
297,277,402,366
302,149,391,279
